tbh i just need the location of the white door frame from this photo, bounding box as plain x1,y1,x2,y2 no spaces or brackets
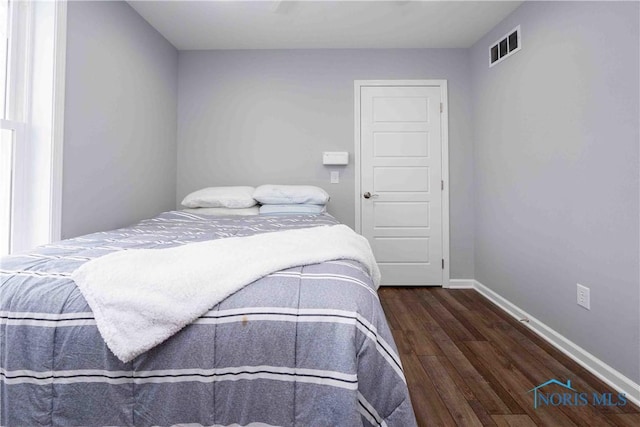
354,79,450,288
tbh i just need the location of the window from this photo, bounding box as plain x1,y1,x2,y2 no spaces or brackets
0,0,7,118
0,0,20,256
0,0,8,252
489,25,521,67
0,128,12,255
0,0,66,255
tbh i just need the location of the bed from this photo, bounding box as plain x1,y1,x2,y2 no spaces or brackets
0,211,416,426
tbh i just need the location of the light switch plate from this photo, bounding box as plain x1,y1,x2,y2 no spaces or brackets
577,283,590,310
330,171,339,184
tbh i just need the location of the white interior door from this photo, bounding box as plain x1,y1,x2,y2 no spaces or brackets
359,85,444,286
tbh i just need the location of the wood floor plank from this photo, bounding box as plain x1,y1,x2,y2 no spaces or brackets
384,292,441,355
455,341,526,415
441,291,617,425
402,353,457,427
460,290,614,385
464,340,578,426
416,288,486,341
607,414,640,427
460,290,635,415
468,399,499,426
431,327,522,415
403,293,522,417
390,328,413,356
379,288,639,427
405,328,441,356
427,288,491,341
420,355,484,426
384,290,428,332
427,352,476,401
432,287,470,313
401,296,445,356
492,414,538,427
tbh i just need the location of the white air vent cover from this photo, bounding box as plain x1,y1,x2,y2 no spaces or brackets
490,25,521,67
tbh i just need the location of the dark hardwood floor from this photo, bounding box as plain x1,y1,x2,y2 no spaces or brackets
378,287,640,427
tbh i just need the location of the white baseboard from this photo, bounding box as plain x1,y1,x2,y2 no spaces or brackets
471,280,640,407
448,279,475,289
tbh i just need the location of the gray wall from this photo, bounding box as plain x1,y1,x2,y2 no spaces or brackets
471,1,639,382
62,1,178,238
177,49,475,279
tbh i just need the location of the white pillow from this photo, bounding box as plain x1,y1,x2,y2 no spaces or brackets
182,207,259,216
259,204,326,215
253,185,330,205
181,186,257,208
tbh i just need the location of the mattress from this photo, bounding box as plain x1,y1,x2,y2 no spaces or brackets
0,211,416,426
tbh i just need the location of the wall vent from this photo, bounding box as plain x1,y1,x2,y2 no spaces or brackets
490,25,521,67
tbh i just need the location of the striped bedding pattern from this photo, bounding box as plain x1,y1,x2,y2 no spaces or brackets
0,212,416,426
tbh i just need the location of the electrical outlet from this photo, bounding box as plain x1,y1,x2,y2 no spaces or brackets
577,284,590,310
330,171,339,184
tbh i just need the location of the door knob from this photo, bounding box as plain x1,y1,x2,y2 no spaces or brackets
363,192,378,199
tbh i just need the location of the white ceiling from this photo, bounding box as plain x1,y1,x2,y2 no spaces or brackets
128,0,523,50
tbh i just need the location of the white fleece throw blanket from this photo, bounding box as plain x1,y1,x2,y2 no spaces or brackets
71,224,380,363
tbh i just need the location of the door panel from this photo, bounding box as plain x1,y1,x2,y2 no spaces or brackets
373,167,430,192
378,264,436,286
373,202,430,228
373,97,428,122
374,237,430,262
360,85,443,286
373,132,429,158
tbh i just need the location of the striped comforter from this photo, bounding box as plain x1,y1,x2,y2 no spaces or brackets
0,212,416,426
